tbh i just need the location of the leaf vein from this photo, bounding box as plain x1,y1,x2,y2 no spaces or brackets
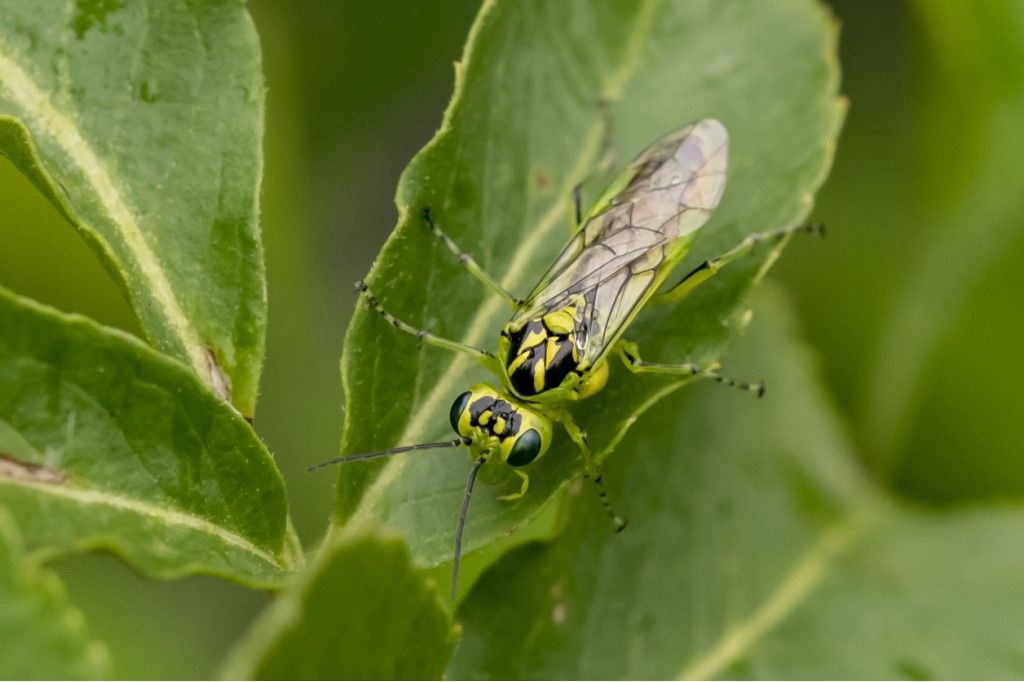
0,42,211,388
346,0,661,532
677,506,881,680
0,476,290,570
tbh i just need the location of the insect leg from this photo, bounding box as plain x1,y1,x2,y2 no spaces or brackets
422,207,522,307
497,469,530,501
567,100,619,231
567,152,618,231
557,410,628,532
355,280,496,362
572,184,584,228
654,222,825,305
618,341,765,398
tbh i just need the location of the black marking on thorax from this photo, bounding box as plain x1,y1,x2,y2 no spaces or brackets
506,316,584,397
544,337,577,389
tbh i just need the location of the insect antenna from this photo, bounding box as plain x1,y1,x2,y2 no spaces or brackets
306,438,466,472
706,371,766,399
451,456,486,601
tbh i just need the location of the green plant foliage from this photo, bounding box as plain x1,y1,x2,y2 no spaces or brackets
450,289,1024,679
221,531,457,680
0,1,267,415
7,0,1024,677
735,508,1024,679
0,510,108,679
334,0,843,572
0,287,299,587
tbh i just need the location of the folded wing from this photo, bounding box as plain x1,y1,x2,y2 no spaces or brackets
512,119,730,368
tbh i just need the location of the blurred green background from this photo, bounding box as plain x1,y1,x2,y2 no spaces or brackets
1,0,1021,677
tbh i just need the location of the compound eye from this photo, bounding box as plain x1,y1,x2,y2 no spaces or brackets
449,391,472,433
507,428,542,467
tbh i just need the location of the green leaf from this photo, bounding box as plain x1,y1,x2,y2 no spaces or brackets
0,509,109,678
220,530,457,680
0,1,266,415
449,287,1024,679
0,287,299,586
731,508,1024,679
334,0,843,571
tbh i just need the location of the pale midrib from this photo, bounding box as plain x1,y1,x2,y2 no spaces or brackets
0,46,209,383
0,476,286,569
347,0,661,529
677,508,878,680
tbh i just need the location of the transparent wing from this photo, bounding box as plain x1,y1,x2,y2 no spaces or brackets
513,118,729,367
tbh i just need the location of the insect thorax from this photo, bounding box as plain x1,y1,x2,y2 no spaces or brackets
501,303,590,399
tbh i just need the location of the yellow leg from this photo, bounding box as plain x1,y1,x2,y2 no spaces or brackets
618,341,765,398
498,469,530,501
422,208,522,307
556,410,627,532
356,280,496,363
655,222,824,305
